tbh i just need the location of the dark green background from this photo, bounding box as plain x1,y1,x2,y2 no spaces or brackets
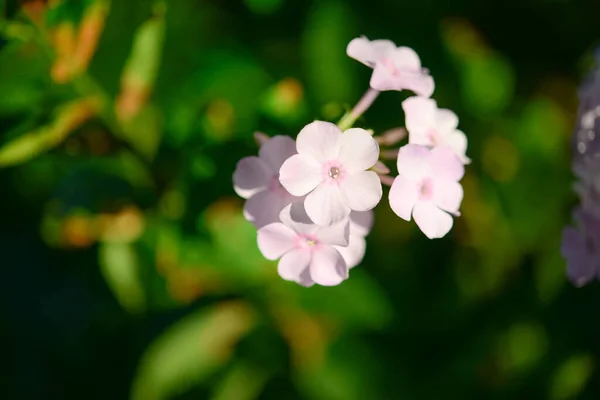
0,0,599,399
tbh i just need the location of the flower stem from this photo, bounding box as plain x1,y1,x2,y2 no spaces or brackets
337,88,380,131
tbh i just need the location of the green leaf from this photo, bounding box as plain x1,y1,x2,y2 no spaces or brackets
119,103,163,160
550,354,594,400
210,361,270,400
131,301,256,400
0,99,95,167
302,0,358,105
99,241,146,313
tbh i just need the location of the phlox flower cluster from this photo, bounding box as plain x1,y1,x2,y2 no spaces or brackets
233,36,470,287
562,51,600,287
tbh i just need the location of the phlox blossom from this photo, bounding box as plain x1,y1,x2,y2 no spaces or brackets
257,203,350,287
389,144,464,239
346,36,434,97
279,121,382,226
402,96,470,164
233,135,301,228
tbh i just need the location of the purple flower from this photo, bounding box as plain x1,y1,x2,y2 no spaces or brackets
561,208,600,287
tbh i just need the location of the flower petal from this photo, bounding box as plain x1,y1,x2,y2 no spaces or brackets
561,227,595,287
279,154,323,196
349,210,374,236
444,130,470,164
334,234,366,269
396,144,430,181
402,96,437,133
259,135,297,171
305,183,350,226
315,219,350,247
278,248,311,283
309,246,348,286
432,180,463,215
428,146,464,182
389,46,422,70
244,191,291,229
233,156,271,199
412,201,453,239
296,121,341,162
339,171,382,212
338,128,380,173
398,74,435,98
346,36,396,67
388,175,419,221
435,108,459,132
279,202,318,235
257,222,297,260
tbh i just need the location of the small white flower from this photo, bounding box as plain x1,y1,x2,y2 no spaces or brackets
233,135,301,228
279,121,383,226
257,203,350,287
346,36,435,97
389,144,464,239
402,96,470,164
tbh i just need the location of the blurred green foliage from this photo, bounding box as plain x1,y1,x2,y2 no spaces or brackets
0,0,599,399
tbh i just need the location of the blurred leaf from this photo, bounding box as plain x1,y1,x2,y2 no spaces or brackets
0,98,97,166
518,98,569,160
295,337,382,400
99,241,146,313
460,52,515,116
210,361,270,400
296,269,392,330
244,0,283,15
115,2,165,123
131,301,256,400
550,354,594,400
119,103,163,160
302,0,357,105
496,322,547,374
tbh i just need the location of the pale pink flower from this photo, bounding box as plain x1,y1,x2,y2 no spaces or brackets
402,96,470,164
233,135,301,228
278,121,383,226
389,145,464,239
334,210,374,268
257,203,350,287
346,36,434,97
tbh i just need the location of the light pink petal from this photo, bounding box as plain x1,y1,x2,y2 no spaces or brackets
278,248,311,282
315,219,350,247
397,74,435,98
339,171,382,212
389,46,422,70
279,154,323,196
337,128,380,173
428,147,464,182
334,234,366,268
305,183,350,226
296,121,341,162
233,156,271,199
388,175,419,221
432,180,463,215
279,202,319,235
412,201,453,239
402,96,437,133
244,190,289,229
349,210,374,236
259,135,297,171
309,246,348,286
444,130,470,164
297,269,315,287
434,109,459,133
346,36,396,67
257,223,297,260
396,144,430,181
